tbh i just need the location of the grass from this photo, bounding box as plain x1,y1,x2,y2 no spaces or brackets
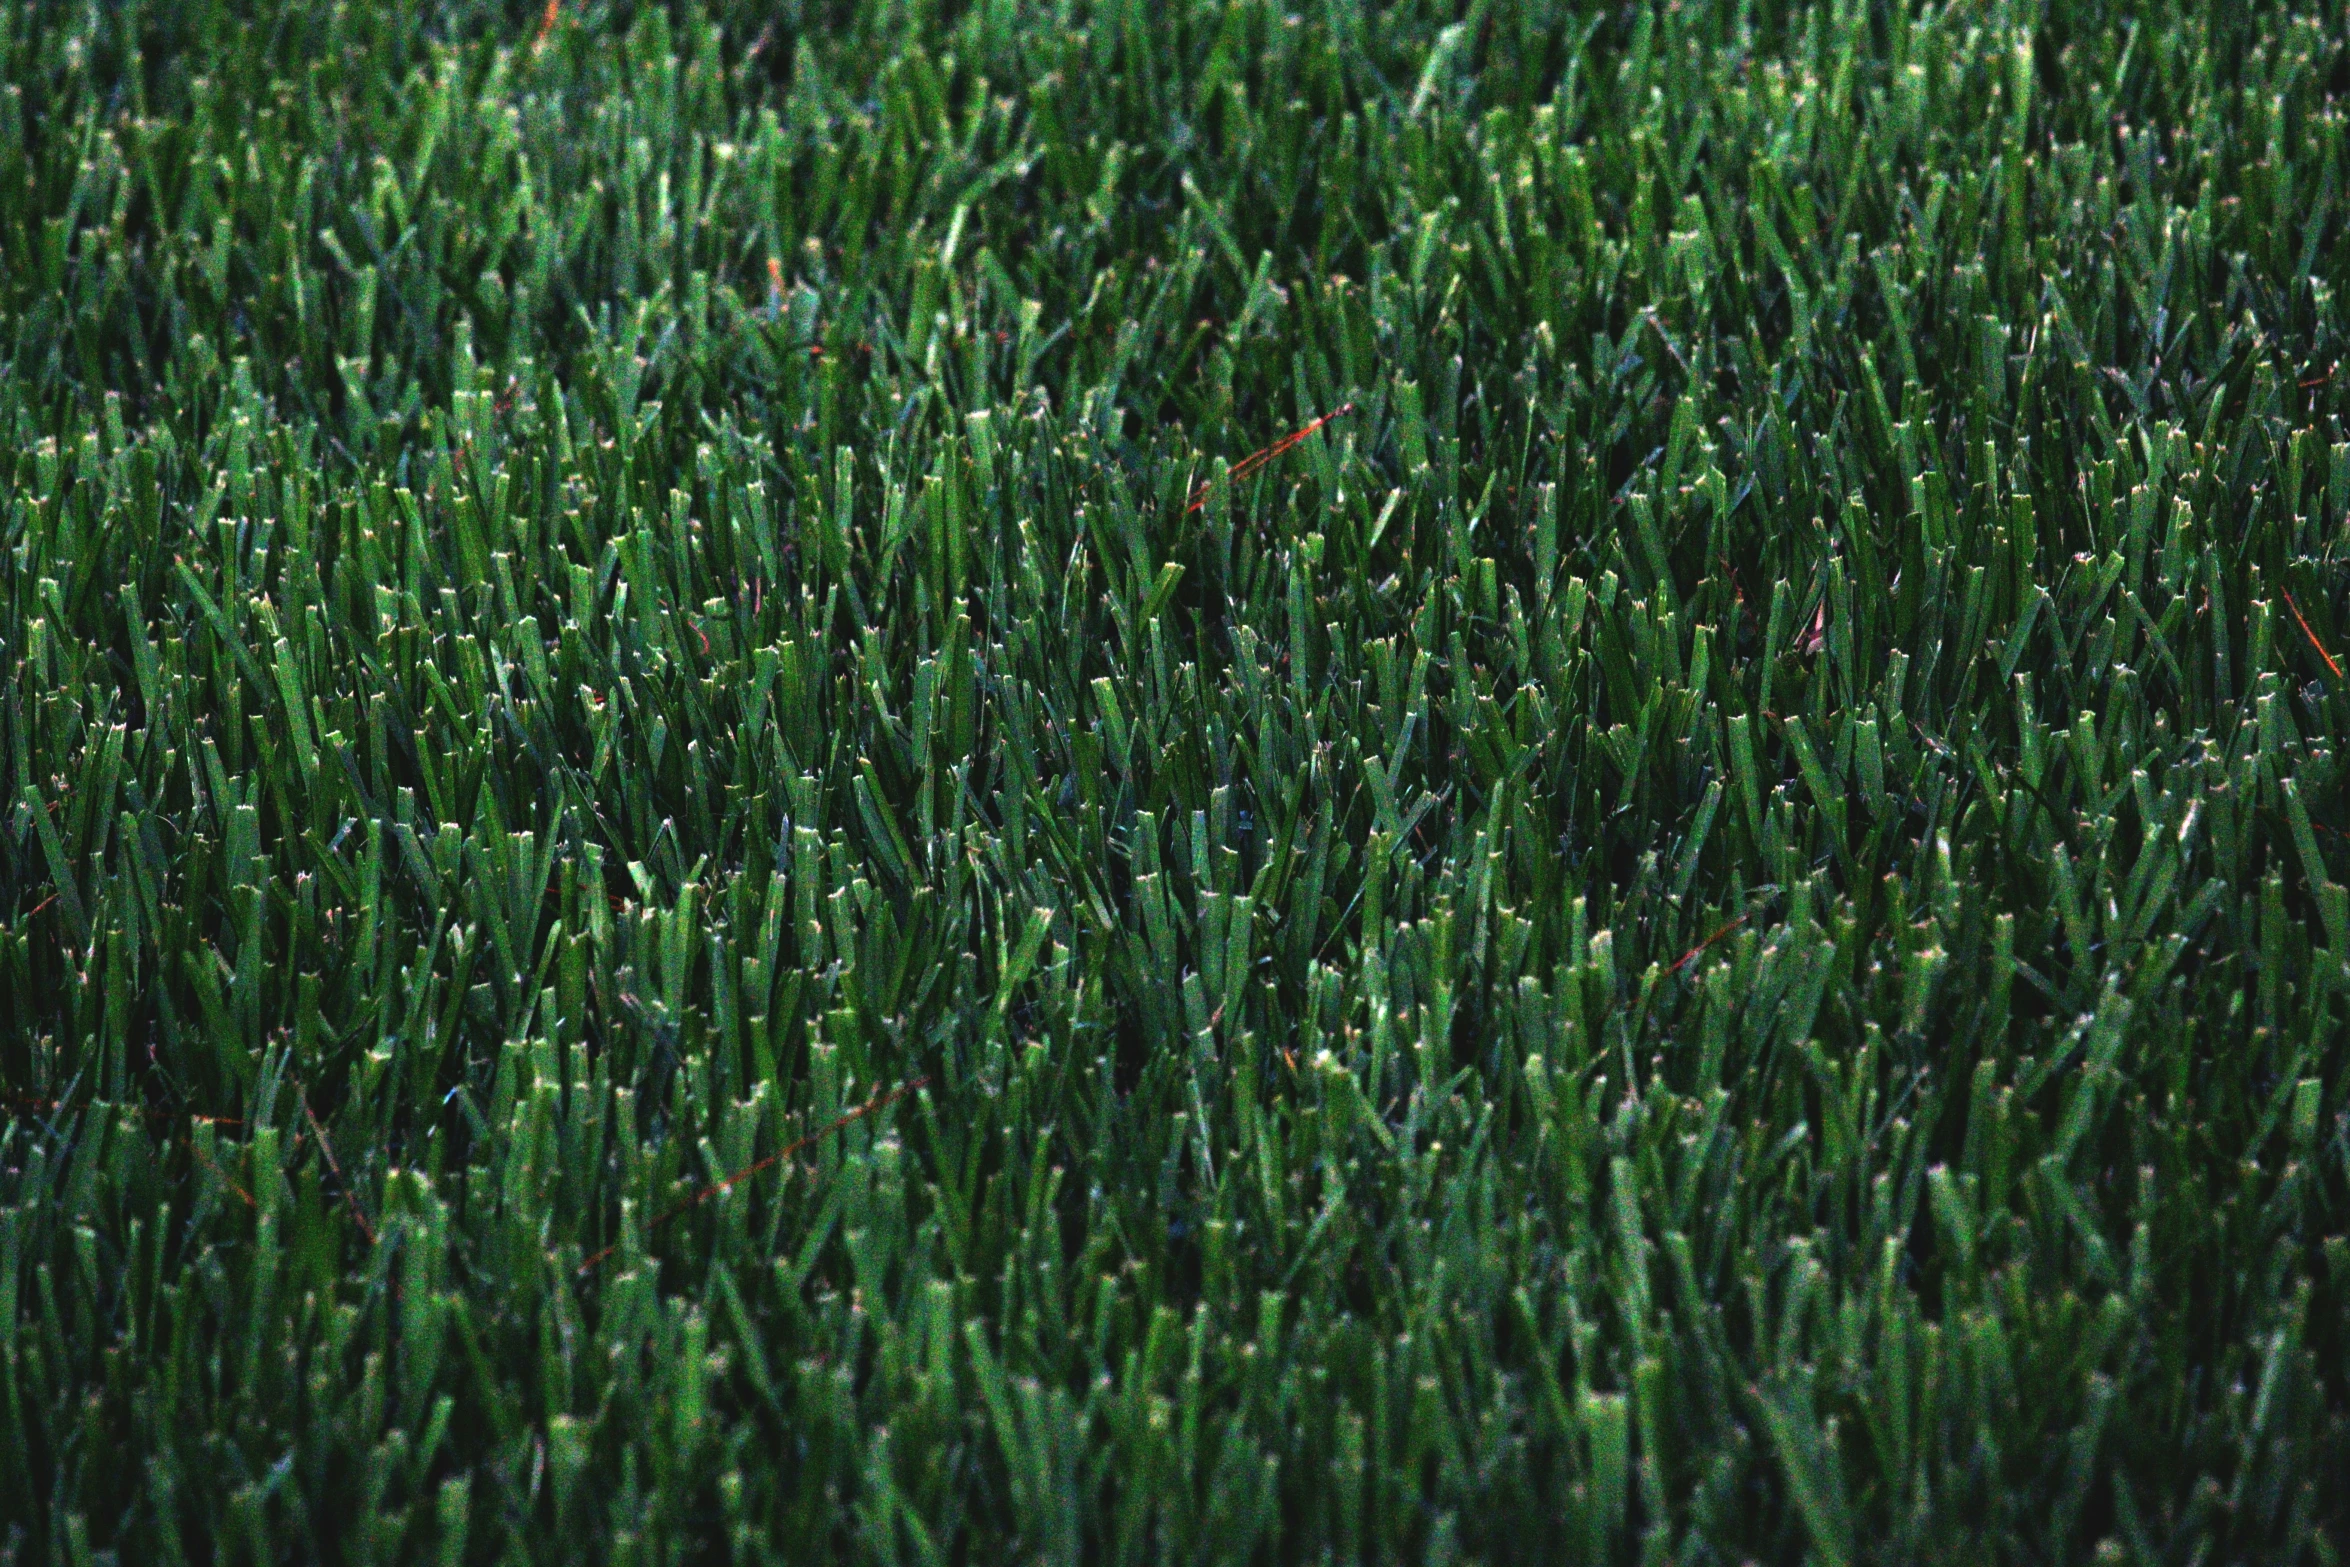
2,0,2347,1560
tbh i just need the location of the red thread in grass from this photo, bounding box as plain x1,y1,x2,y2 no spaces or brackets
1795,599,1827,657
188,1137,259,1212
300,1086,377,1246
762,258,829,358
576,1075,929,1276
1185,402,1357,515
2282,590,2343,681
534,0,561,49
1671,914,1748,975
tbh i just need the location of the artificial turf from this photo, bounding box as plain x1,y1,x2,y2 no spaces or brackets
3,0,2348,1560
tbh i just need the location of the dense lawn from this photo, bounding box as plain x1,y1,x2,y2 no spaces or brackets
3,0,2348,1560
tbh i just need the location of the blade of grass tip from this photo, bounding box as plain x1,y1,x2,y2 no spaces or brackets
1186,402,1356,514
4,1092,244,1132
577,1074,930,1275
2282,590,2342,680
300,1085,377,1245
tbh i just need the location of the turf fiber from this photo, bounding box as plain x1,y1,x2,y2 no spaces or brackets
2,0,2349,1561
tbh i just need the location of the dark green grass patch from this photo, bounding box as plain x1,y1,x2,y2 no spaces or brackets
3,0,2348,1560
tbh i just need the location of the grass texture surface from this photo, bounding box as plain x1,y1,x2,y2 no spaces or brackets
3,0,2350,1560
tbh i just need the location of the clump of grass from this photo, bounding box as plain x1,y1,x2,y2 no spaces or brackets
1,0,2346,1561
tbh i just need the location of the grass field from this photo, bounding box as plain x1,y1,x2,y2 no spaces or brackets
3,0,2349,1560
